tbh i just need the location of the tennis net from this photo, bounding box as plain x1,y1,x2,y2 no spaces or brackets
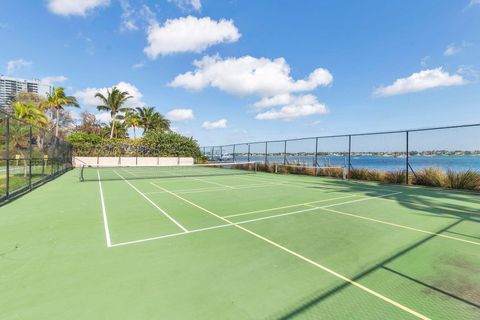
80,161,258,181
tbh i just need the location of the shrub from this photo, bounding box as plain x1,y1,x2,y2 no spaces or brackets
445,170,480,190
383,170,406,184
67,133,102,144
349,168,383,181
413,168,446,187
141,131,202,158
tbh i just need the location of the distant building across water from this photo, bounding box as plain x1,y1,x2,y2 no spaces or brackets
0,75,52,111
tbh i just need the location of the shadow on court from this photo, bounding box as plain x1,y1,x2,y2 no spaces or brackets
267,178,480,319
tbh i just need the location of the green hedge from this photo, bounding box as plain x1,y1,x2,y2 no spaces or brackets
67,132,202,158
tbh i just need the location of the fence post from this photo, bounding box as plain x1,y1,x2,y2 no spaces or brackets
264,142,268,164
211,147,214,161
220,145,223,162
348,135,352,178
314,137,319,175
406,131,409,184
247,144,251,162
29,125,32,189
232,144,236,162
283,140,287,165
5,113,10,199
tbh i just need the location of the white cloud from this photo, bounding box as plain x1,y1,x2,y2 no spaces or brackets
420,56,429,67
169,0,202,11
6,59,32,74
132,63,145,69
444,43,460,56
444,42,471,56
144,16,240,58
255,94,328,121
41,76,68,86
47,0,110,16
95,112,112,123
75,81,144,108
166,108,194,121
170,55,333,97
202,119,227,129
469,0,480,6
120,0,138,31
374,68,466,97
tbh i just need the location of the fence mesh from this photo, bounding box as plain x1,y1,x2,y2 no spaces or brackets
0,111,72,203
202,124,480,186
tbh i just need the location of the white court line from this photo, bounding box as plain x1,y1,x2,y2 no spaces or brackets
189,176,234,189
147,183,429,320
314,206,480,246
113,189,477,248
224,194,357,218
97,170,112,247
113,170,188,232
144,182,284,196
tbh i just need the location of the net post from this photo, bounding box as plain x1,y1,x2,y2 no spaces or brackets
406,131,409,185
247,143,251,162
232,144,236,162
283,140,287,165
80,165,85,182
5,113,10,199
211,147,214,161
29,125,33,189
220,145,223,162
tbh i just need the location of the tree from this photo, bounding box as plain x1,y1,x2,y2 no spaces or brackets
95,87,132,139
74,112,103,135
123,109,140,139
136,106,170,133
12,102,48,126
40,87,79,137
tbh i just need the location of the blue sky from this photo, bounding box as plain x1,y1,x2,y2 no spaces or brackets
0,0,479,147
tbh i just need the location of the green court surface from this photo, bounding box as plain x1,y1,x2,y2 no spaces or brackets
1,168,479,319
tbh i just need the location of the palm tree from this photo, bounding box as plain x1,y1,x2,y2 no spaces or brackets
12,102,48,126
136,106,170,133
40,87,79,137
95,87,132,139
123,109,140,139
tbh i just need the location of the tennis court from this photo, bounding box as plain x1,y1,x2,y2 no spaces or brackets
1,164,479,319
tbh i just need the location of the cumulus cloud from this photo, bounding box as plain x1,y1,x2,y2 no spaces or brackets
166,108,194,121
170,55,333,97
41,76,68,86
144,16,240,58
374,68,466,97
202,119,227,129
75,81,144,108
6,59,32,74
47,0,110,16
255,94,328,121
169,0,202,11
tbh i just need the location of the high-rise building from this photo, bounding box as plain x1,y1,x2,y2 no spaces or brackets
0,75,52,110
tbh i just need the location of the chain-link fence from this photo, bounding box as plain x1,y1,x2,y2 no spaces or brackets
201,123,480,185
0,111,73,203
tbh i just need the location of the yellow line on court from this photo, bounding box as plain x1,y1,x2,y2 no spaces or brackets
150,182,430,320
